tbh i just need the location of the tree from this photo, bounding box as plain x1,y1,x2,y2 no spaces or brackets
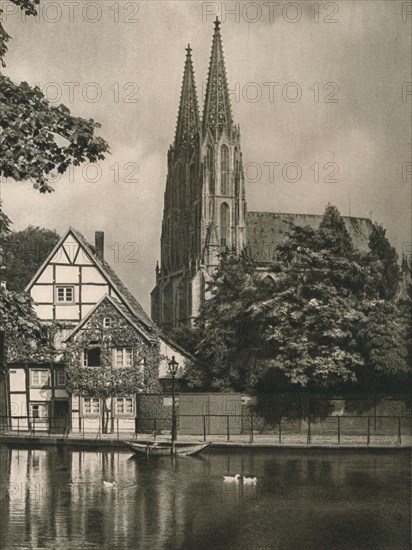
366,223,400,300
182,251,265,391
3,226,60,292
0,0,109,192
183,204,409,392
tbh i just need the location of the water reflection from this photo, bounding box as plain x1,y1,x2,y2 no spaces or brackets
0,446,410,549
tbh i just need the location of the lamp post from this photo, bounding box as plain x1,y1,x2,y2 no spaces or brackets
168,356,179,453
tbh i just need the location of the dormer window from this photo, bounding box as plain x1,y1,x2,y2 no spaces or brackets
103,317,112,328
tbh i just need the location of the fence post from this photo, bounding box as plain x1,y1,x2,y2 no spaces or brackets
398,417,401,445
154,418,157,440
250,415,254,444
117,418,119,439
203,415,206,442
278,417,282,444
367,417,370,446
226,415,230,442
337,416,340,445
307,418,311,444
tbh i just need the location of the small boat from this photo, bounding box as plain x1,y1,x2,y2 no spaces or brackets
124,440,211,457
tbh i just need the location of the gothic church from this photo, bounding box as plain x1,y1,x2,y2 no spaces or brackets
151,18,373,330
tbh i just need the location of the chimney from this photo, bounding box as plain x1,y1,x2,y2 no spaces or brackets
95,231,104,262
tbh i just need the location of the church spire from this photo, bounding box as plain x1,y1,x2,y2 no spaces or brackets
174,44,200,154
202,17,233,141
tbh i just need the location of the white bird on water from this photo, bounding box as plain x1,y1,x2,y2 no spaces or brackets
242,476,257,485
222,474,241,482
103,481,117,488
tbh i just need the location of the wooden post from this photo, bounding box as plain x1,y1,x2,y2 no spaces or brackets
203,415,206,442
226,415,230,442
250,415,254,444
154,417,157,440
117,418,119,439
398,417,401,445
307,418,311,444
337,416,340,445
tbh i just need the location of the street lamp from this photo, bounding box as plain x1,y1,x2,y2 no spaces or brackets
168,356,179,450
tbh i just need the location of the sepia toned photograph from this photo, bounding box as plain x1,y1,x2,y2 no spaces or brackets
0,1,411,548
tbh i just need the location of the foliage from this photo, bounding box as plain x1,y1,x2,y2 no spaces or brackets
366,223,401,300
0,286,47,362
65,299,162,397
0,0,109,192
181,204,409,393
2,225,60,292
0,200,12,238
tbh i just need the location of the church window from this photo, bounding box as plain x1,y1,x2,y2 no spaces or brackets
221,144,229,195
206,145,214,194
190,163,196,198
220,202,230,249
209,200,214,219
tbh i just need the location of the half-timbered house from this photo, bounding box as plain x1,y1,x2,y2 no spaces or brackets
5,228,191,434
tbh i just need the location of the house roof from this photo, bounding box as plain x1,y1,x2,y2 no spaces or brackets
63,294,157,343
246,211,374,264
25,227,157,335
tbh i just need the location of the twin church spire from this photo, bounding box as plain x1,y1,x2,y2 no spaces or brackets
174,17,233,150
153,18,246,329
174,45,200,154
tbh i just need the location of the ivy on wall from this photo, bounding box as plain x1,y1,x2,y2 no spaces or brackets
65,299,162,397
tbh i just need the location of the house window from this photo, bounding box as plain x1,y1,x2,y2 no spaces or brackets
114,348,133,368
103,317,112,328
55,369,66,387
30,403,48,420
83,348,101,367
30,369,50,388
115,397,134,416
56,286,74,303
82,397,101,416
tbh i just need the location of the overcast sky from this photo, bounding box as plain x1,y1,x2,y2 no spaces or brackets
1,0,411,311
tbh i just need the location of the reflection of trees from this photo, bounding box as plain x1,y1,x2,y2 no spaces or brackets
0,447,409,548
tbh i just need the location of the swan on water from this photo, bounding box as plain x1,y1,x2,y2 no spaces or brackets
222,474,241,482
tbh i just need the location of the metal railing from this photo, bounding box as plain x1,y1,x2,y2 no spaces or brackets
0,414,411,445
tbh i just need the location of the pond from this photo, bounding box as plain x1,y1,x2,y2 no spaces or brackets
0,445,410,549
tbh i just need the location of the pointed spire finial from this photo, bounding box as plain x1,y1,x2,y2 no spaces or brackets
203,16,233,140
174,45,200,154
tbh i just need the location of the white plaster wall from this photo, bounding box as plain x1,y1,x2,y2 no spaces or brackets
34,304,53,319
31,285,54,303
159,339,187,379
55,305,79,320
55,265,79,283
36,265,53,284
81,266,106,284
9,369,26,392
30,389,52,401
82,285,109,303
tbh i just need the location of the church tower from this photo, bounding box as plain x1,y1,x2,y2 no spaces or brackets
151,19,247,330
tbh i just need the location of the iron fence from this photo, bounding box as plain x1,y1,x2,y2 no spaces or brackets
0,414,411,445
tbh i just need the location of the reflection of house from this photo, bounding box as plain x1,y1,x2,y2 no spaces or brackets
4,228,193,433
